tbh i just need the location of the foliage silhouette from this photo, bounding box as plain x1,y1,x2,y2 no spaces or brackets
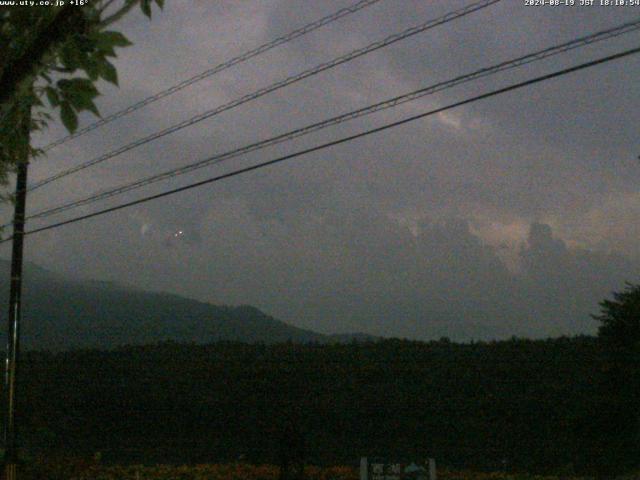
0,0,163,196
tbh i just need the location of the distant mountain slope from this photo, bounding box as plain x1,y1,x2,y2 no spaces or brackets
0,261,366,350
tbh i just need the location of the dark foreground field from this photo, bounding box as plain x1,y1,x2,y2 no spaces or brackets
17,461,638,480
12,337,635,476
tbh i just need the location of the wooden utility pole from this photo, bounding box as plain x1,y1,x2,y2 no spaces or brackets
3,105,31,480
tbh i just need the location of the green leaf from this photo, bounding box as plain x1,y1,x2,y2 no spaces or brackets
70,93,100,116
58,78,99,99
85,100,100,117
75,34,95,53
45,86,60,107
99,60,118,86
155,0,164,9
94,41,117,58
60,102,78,133
59,39,84,72
58,79,100,117
141,0,152,18
82,56,100,81
95,31,132,50
61,93,100,116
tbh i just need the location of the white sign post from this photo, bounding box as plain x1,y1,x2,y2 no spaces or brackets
360,457,436,480
428,459,436,480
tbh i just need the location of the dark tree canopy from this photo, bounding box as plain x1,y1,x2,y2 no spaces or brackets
9,337,611,474
594,282,640,349
591,283,640,476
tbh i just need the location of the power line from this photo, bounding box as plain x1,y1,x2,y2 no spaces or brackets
39,0,385,152
3,44,638,243
27,0,501,192
21,18,640,223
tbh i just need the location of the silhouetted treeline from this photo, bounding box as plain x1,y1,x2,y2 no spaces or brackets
12,337,630,474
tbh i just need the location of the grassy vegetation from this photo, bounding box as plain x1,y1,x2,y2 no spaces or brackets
18,461,607,480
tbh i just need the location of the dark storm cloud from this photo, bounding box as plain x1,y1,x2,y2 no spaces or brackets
7,0,640,339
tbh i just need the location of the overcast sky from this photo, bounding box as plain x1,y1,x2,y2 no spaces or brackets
3,0,640,340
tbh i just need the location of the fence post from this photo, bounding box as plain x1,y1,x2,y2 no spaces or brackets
428,459,436,480
360,457,367,480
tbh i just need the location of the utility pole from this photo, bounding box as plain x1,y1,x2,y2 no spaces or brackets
3,104,30,480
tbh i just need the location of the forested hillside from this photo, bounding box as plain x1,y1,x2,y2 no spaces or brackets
15,337,618,475
0,261,373,349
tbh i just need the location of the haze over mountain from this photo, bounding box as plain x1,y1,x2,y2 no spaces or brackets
0,219,638,350
0,260,377,350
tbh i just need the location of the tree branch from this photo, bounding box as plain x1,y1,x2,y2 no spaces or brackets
99,0,139,28
98,0,119,15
